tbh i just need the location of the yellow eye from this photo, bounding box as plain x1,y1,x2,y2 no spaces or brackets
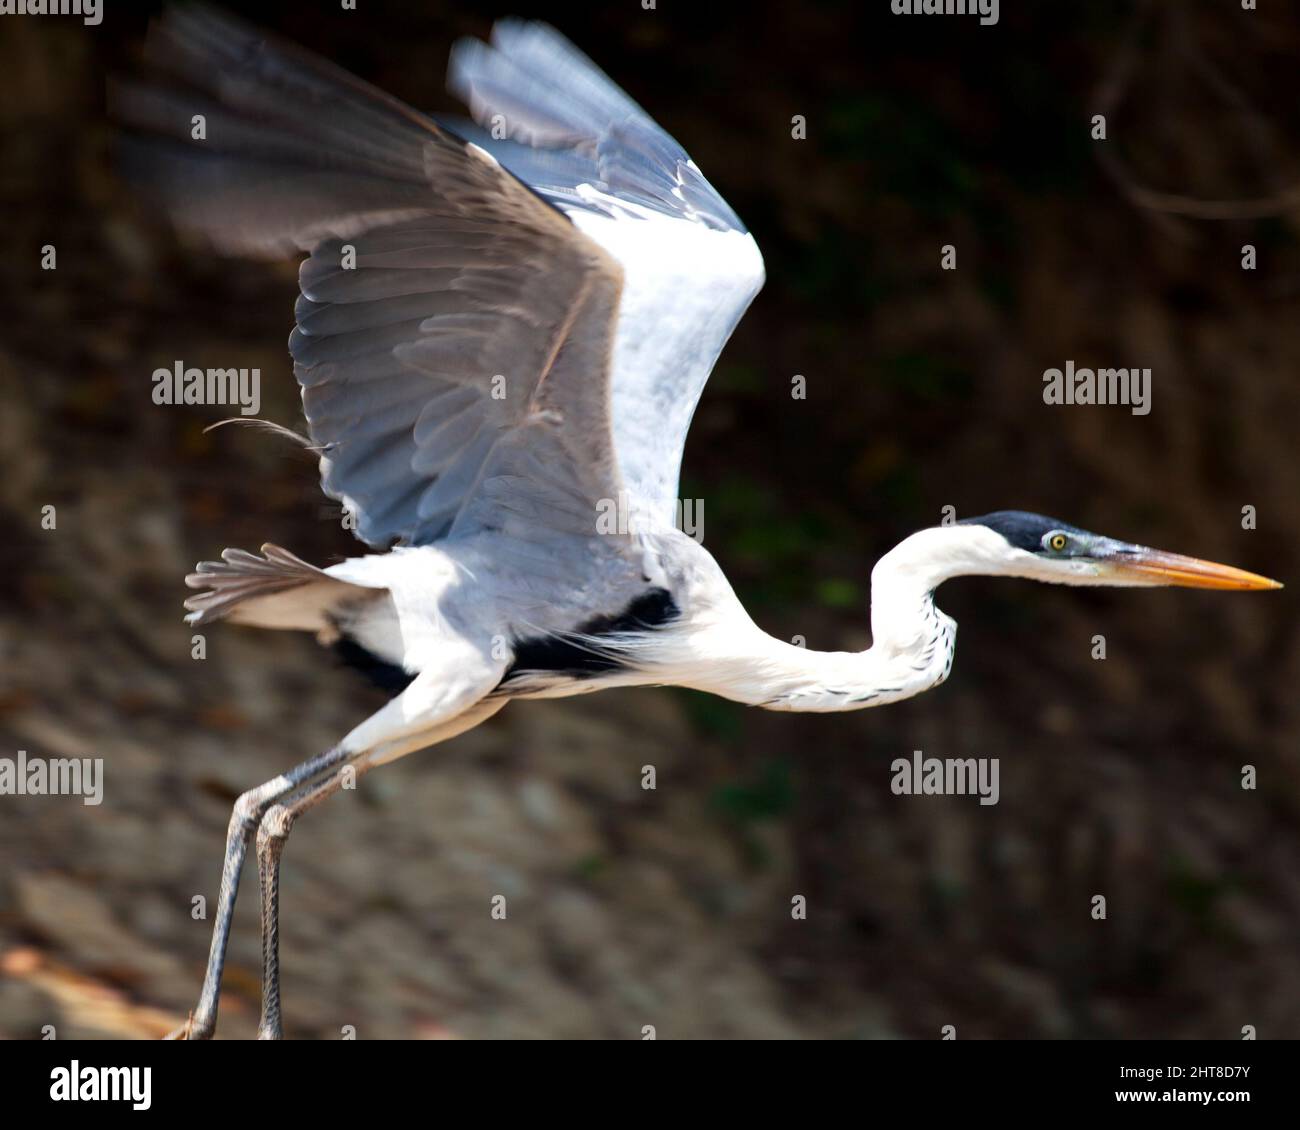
1048,533,1068,552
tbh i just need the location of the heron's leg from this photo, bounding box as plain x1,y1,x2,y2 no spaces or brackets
165,743,352,1040
254,760,364,1040
252,694,509,1039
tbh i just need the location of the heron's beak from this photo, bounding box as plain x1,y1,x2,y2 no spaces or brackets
1099,544,1282,591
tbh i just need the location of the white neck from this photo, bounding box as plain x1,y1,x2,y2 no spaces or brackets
673,527,987,713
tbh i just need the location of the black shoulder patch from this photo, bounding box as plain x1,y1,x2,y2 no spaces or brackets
334,588,680,696
499,587,679,687
958,510,1085,553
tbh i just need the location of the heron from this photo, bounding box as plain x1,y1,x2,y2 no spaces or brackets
118,7,1280,1039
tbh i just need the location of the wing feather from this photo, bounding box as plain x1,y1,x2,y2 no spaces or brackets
119,8,762,548
447,20,765,526
117,5,629,548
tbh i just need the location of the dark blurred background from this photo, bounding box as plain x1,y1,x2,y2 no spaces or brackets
1,0,1297,1039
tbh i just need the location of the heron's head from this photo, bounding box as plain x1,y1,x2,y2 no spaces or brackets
933,510,1282,591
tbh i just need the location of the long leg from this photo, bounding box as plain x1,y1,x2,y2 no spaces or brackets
253,695,507,1038
255,762,364,1039
166,742,352,1040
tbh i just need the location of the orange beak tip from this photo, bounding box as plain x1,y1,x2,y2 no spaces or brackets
1110,552,1283,592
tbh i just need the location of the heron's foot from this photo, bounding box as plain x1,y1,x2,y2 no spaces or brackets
164,1010,214,1040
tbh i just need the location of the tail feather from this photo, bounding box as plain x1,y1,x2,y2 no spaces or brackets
184,543,379,630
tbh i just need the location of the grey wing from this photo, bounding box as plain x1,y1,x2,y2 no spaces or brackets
448,21,766,527
117,5,626,549
295,217,621,546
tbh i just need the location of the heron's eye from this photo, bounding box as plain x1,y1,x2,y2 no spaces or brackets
1047,533,1069,552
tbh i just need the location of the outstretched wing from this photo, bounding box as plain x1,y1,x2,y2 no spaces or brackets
448,21,765,527
117,5,626,548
